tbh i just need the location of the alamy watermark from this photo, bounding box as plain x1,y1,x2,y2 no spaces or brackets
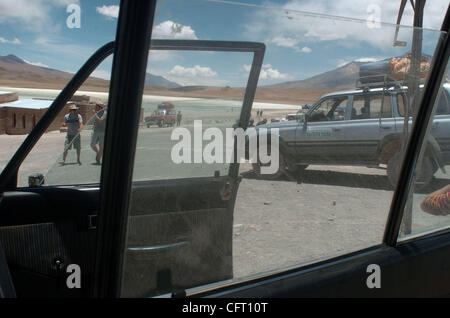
366,264,381,289
66,263,81,289
170,120,280,175
66,4,81,29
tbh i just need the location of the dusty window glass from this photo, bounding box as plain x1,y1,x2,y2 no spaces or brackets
309,97,347,122
370,94,392,118
397,94,407,116
398,63,450,241
352,94,391,119
0,2,119,188
120,0,446,297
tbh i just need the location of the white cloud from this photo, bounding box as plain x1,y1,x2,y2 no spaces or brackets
268,36,299,48
162,65,227,86
148,50,178,62
91,69,111,80
152,20,198,39
0,37,21,44
244,0,448,50
0,0,79,31
169,65,217,78
355,57,382,63
268,36,312,53
96,5,119,18
336,56,384,67
23,59,49,68
299,46,312,53
243,63,291,81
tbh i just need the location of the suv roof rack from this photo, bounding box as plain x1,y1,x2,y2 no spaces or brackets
356,74,425,90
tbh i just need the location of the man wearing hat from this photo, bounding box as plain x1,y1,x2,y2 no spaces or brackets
90,103,106,165
61,104,83,165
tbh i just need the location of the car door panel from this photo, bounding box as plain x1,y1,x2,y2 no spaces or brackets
0,187,99,297
121,172,239,296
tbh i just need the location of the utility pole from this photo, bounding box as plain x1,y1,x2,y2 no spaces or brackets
399,0,426,236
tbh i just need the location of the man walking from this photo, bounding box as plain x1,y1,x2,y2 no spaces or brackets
90,103,106,165
61,104,83,165
176,111,182,126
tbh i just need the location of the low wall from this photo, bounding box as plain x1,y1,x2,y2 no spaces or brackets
0,92,18,104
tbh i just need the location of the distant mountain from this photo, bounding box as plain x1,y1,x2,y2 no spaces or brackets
0,54,180,90
263,61,363,91
145,73,180,89
0,54,27,64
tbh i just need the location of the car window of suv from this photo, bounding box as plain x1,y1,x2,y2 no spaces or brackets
352,94,391,119
436,90,450,115
370,94,392,118
309,97,348,122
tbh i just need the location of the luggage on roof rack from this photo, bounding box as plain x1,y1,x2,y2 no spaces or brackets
357,55,430,89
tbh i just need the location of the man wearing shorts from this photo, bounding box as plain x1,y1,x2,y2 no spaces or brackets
61,104,83,165
90,103,106,165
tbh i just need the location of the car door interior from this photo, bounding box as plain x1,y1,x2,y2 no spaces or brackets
120,40,265,297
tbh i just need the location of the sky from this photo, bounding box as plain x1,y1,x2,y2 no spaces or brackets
0,0,448,88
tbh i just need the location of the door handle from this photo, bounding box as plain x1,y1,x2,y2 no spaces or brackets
332,128,341,131
432,123,439,129
380,126,392,129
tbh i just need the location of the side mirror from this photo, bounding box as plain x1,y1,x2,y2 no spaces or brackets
28,173,45,187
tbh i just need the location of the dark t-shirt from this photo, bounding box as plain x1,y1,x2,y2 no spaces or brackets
64,113,83,136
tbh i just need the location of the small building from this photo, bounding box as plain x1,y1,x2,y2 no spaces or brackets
0,92,143,135
0,91,89,135
0,99,54,135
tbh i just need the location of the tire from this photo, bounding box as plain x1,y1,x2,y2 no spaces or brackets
387,151,435,190
295,164,308,172
146,123,150,128
252,151,287,180
158,120,165,128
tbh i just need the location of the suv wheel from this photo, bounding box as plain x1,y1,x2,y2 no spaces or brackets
387,151,435,190
252,151,287,180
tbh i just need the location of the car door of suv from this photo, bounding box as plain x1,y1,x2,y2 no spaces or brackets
339,92,394,164
295,95,349,163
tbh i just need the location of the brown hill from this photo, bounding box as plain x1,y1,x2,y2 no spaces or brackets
0,54,362,105
0,54,110,91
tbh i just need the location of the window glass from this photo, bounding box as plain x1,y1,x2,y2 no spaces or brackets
397,93,407,116
0,2,119,187
351,94,391,119
370,94,392,118
131,50,253,182
436,91,450,115
398,66,450,241
309,97,348,122
119,0,445,297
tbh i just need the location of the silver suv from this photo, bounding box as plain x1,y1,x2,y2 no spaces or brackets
251,83,450,189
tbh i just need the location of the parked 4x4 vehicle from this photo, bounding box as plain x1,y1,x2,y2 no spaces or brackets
251,83,450,189
144,102,177,127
